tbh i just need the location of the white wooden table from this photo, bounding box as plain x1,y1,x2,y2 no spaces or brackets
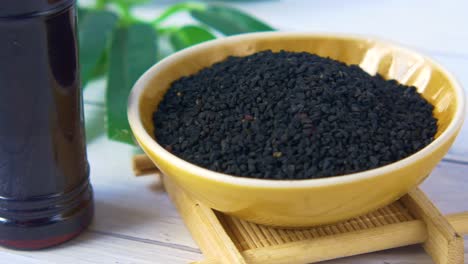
2,0,468,263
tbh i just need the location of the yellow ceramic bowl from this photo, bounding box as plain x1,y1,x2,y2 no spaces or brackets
128,32,465,227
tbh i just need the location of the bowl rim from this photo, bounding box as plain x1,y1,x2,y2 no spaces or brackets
128,32,466,188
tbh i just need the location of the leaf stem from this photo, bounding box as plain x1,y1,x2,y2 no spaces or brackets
152,2,206,26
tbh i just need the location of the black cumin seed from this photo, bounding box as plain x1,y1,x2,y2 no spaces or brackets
153,50,438,180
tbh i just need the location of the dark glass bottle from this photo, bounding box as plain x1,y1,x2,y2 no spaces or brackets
0,0,93,249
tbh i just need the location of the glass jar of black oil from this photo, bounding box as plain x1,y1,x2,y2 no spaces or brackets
0,0,93,249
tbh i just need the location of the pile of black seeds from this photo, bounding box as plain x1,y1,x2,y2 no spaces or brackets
153,50,437,180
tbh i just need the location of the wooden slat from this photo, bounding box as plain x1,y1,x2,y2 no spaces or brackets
195,212,468,264
217,201,415,252
184,187,468,264
163,176,247,264
195,220,427,264
242,221,427,264
446,212,468,235
401,189,465,264
133,154,161,176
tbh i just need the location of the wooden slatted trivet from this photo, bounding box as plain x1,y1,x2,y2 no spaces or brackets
133,154,468,264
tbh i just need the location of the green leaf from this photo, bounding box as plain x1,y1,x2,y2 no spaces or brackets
77,7,87,20
79,10,118,87
190,4,274,36
169,25,216,51
90,51,109,79
106,23,158,144
152,2,205,25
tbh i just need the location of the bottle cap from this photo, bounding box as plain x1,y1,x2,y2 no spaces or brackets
0,0,75,18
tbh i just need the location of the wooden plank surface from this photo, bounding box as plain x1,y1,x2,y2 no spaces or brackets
3,0,468,263
0,231,202,264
